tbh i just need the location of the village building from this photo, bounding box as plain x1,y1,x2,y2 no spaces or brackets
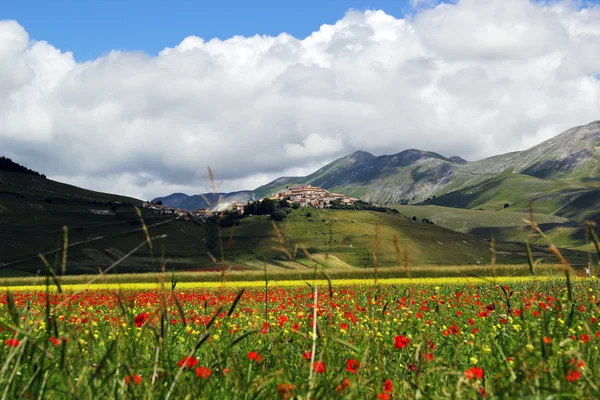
191,208,213,219
233,203,245,215
270,185,359,208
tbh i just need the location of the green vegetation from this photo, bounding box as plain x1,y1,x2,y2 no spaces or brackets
2,275,600,398
0,264,575,288
416,173,600,249
1,168,597,278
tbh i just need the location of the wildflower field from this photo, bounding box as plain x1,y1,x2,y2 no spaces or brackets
2,276,600,399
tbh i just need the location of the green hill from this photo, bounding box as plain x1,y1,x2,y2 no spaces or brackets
390,204,592,250
422,173,600,218
2,169,589,277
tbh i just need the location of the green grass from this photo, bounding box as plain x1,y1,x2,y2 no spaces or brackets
426,173,584,211
2,276,600,398
0,263,577,287
389,204,596,250
391,205,569,232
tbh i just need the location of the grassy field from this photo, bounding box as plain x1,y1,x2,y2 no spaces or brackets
2,275,600,398
0,263,580,289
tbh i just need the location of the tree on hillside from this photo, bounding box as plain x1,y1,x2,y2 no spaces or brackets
0,156,46,178
271,209,287,222
257,198,276,215
244,202,258,215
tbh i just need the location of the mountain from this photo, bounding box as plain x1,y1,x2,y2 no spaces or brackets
462,120,600,180
158,120,600,210
253,149,462,203
158,121,593,210
152,191,254,212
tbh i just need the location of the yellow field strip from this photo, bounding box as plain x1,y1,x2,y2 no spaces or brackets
0,275,577,292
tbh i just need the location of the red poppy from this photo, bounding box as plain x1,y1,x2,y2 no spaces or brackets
566,370,580,382
302,351,312,360
4,338,19,347
383,379,393,393
312,361,326,373
178,355,199,368
223,368,230,375
479,386,487,397
248,351,262,363
336,378,351,392
49,337,61,346
195,366,212,379
394,335,410,349
464,367,484,380
277,383,295,399
134,312,149,328
543,336,552,344
581,334,590,343
346,359,360,373
124,374,143,385
377,394,390,400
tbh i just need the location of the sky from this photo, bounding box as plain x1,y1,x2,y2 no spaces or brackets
1,0,600,200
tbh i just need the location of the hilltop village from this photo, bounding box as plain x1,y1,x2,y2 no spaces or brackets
138,185,362,220
269,185,359,208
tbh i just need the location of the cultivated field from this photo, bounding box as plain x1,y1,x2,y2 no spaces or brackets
2,274,600,398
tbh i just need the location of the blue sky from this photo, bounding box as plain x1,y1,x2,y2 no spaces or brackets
2,0,419,61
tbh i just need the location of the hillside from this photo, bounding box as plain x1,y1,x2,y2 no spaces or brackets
390,204,591,250
0,170,174,275
1,169,591,276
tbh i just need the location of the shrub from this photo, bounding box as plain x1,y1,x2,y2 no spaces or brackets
271,209,287,222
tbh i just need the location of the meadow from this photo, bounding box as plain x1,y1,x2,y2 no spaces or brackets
2,273,600,399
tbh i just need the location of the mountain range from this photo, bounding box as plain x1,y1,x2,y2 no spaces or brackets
155,120,600,216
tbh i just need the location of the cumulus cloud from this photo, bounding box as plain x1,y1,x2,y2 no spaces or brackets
1,0,599,200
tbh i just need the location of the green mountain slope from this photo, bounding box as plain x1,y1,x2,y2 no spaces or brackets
390,204,592,250
254,149,462,203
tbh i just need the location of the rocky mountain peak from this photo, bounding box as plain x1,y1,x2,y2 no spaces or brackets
449,156,468,165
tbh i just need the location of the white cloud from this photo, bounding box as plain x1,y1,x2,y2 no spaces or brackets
1,0,599,200
284,133,345,158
